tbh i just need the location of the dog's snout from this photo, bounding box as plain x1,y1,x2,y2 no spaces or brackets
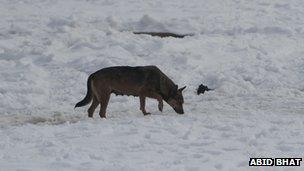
174,108,184,114
178,110,184,114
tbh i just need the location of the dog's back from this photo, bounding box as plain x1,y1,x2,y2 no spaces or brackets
91,65,164,96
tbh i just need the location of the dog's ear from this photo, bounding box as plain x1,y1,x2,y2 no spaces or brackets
178,86,186,92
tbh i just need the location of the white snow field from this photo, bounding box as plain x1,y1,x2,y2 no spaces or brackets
1,0,304,170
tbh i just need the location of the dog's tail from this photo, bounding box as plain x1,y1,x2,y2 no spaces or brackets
75,75,93,108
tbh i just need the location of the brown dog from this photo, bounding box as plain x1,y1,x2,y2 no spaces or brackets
75,66,186,118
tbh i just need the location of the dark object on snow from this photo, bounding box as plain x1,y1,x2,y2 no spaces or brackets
133,32,193,38
197,84,213,95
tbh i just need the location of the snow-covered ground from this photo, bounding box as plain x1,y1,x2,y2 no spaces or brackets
1,0,304,170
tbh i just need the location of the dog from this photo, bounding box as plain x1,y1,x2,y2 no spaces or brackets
75,66,186,118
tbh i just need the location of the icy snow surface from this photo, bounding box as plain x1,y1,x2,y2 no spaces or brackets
0,0,304,170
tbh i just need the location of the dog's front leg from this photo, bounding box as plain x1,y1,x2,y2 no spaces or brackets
158,99,163,112
139,96,150,115
145,93,163,112
150,93,163,112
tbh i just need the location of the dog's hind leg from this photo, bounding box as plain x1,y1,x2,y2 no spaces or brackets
87,95,99,118
97,91,111,118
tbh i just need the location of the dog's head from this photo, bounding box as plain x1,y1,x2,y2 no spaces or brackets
167,86,186,114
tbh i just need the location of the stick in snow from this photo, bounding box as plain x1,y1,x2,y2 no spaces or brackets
197,84,214,95
133,32,193,38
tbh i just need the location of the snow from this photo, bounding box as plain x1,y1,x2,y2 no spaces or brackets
0,0,304,170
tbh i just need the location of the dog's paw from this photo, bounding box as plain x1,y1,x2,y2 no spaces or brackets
143,112,151,116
